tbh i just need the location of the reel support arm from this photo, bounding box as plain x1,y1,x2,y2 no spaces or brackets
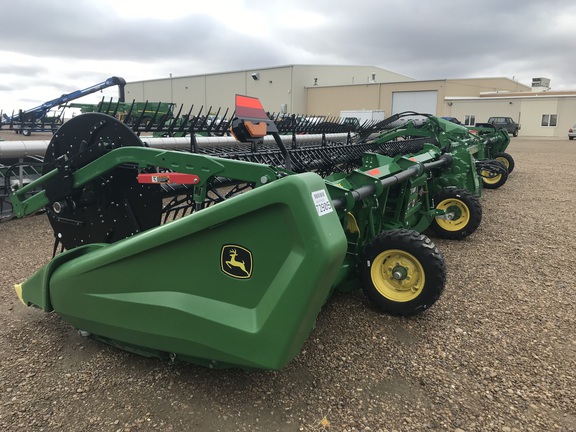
10,147,280,218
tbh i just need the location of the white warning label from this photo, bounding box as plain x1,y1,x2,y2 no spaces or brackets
311,189,333,216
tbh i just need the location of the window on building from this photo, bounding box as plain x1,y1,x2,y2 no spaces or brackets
464,115,475,126
541,114,558,127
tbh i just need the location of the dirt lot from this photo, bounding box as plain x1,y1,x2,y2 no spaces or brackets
1,135,575,431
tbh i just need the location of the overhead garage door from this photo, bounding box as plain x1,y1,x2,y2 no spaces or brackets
392,91,438,115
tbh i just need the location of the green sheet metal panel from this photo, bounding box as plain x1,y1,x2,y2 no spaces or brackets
18,173,347,370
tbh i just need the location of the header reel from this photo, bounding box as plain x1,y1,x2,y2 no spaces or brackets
41,113,162,250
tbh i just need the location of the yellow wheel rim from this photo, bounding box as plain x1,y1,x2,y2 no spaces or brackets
481,169,502,185
370,249,425,302
496,156,510,170
435,197,470,231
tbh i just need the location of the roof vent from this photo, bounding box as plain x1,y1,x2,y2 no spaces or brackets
531,77,550,91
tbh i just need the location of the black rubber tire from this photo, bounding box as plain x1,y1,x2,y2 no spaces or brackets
359,229,446,316
512,129,518,137
494,152,515,174
430,188,482,240
481,160,508,189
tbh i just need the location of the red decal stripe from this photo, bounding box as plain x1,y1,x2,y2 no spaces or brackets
138,173,200,184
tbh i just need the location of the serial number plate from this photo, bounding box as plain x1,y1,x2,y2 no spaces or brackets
311,189,333,216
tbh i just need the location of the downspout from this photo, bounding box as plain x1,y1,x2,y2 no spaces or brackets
204,75,208,109
290,65,294,113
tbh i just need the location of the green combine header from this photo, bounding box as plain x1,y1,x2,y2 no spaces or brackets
8,96,507,370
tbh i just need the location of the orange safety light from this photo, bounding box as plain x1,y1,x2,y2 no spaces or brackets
230,95,278,142
244,120,267,138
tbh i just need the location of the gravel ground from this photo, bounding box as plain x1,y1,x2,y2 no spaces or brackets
1,135,575,431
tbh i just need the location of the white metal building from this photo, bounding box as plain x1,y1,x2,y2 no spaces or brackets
444,90,576,138
124,64,415,115
126,67,575,138
305,77,530,117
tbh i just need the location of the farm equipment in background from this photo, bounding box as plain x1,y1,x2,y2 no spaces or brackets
2,109,65,136
0,157,44,220
366,113,513,190
0,101,383,222
9,96,480,370
66,100,177,132
1,77,126,136
468,122,515,175
2,105,491,235
81,98,384,140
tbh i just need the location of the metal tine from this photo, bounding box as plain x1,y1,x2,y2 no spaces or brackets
122,99,136,125
217,107,231,135
184,105,203,132
207,107,222,135
144,102,160,131
110,98,122,118
132,100,150,130
177,104,195,135
143,102,162,132
155,102,173,129
154,103,174,131
96,96,107,113
164,104,185,135
100,97,115,115
197,106,211,131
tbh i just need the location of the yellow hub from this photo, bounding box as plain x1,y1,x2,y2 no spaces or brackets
481,169,502,185
435,197,470,231
496,156,510,170
370,249,425,302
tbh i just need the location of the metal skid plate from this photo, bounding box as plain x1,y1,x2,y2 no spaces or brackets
42,113,162,250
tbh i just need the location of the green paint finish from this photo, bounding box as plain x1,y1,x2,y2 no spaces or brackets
19,173,347,370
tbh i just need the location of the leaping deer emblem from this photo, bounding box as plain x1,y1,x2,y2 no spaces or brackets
225,248,250,277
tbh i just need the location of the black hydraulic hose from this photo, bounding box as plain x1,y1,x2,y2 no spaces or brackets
423,154,452,172
331,165,420,210
271,132,292,171
357,112,411,141
331,154,452,211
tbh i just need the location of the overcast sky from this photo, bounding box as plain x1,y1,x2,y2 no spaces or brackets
1,0,575,114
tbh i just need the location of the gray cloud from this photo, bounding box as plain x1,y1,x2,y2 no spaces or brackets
1,0,575,111
0,64,48,77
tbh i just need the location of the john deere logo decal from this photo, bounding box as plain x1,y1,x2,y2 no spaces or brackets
221,245,253,279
